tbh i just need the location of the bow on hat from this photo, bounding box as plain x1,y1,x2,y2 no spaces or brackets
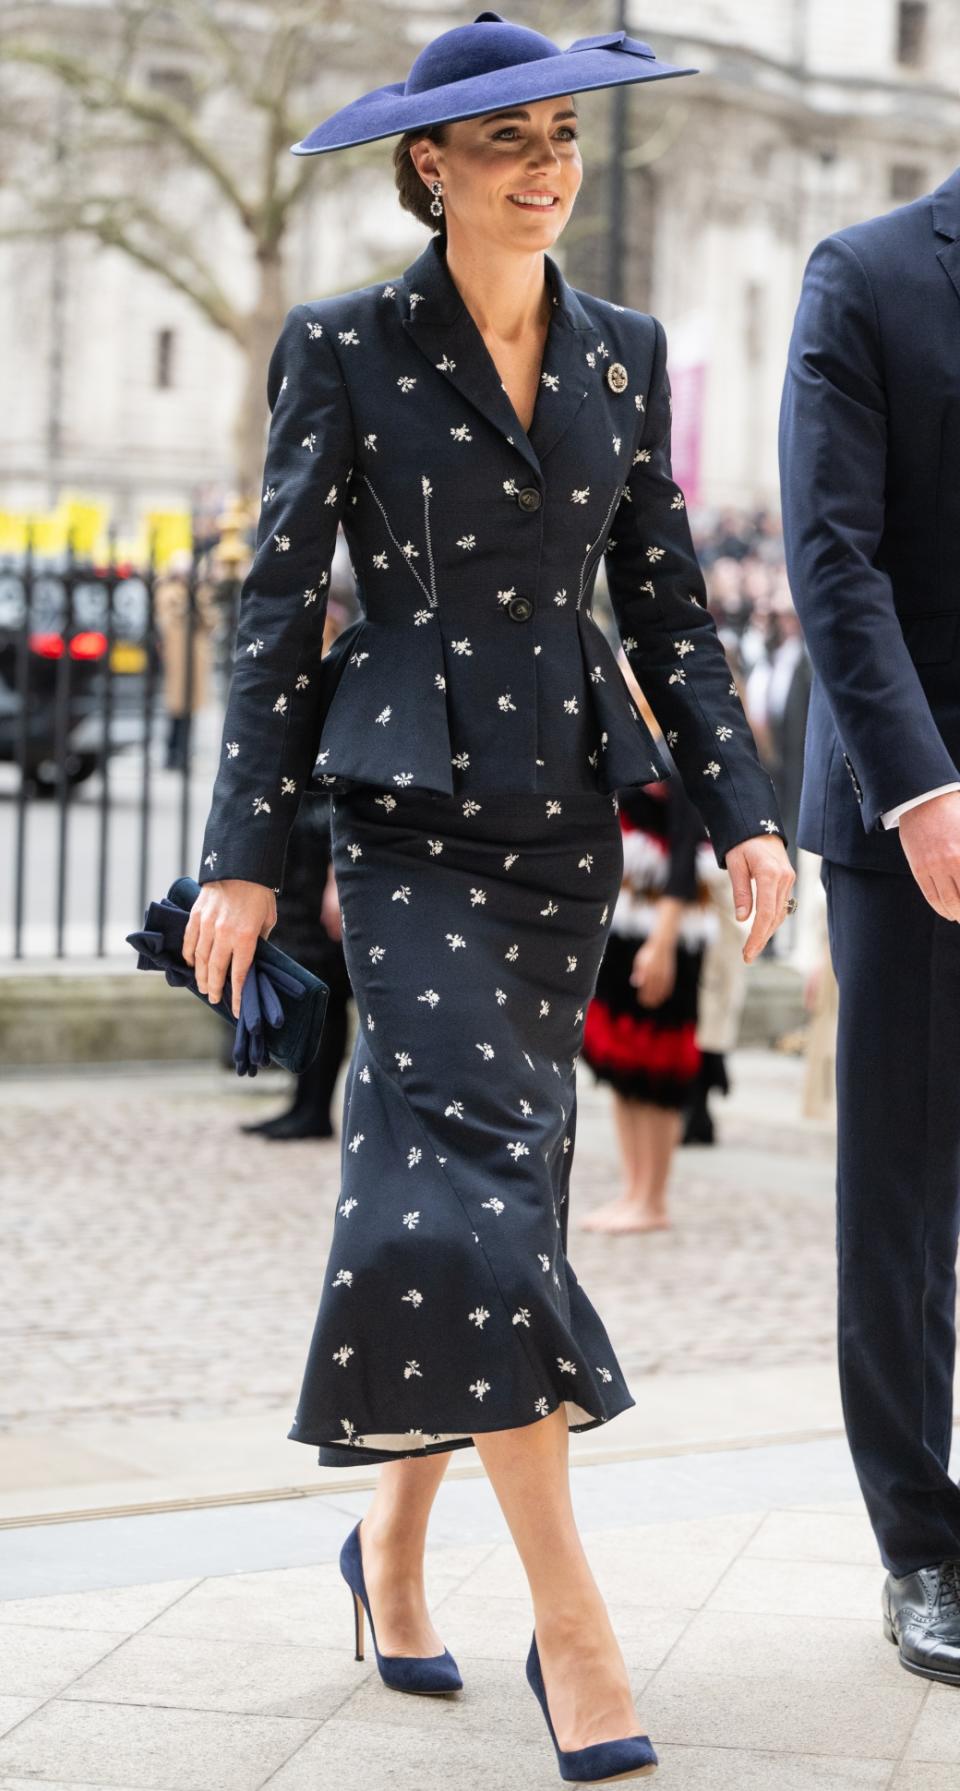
564,31,657,58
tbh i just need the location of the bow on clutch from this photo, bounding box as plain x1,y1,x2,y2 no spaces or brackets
126,877,329,1078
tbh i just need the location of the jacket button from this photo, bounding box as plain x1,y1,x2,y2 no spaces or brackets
517,487,542,512
508,595,533,622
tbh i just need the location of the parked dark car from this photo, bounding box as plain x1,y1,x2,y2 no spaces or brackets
0,564,158,792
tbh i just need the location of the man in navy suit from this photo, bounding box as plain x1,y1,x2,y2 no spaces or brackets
780,168,960,1683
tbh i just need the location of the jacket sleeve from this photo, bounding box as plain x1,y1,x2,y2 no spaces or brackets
602,316,785,869
778,233,960,833
197,303,354,890
663,766,705,901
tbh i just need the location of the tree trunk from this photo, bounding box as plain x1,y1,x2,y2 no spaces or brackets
234,247,287,502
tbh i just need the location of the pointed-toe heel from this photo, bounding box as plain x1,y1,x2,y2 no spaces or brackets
339,1520,463,1696
525,1632,658,1783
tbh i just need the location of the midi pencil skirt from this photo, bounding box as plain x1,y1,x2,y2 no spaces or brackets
287,780,636,1466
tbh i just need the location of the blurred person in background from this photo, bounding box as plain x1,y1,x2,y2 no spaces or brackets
153,548,218,769
681,847,749,1147
744,585,811,877
242,594,357,1142
579,665,716,1232
736,557,775,673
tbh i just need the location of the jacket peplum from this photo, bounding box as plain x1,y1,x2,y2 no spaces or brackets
197,233,784,892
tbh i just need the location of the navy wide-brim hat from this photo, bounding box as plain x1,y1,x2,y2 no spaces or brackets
291,9,698,156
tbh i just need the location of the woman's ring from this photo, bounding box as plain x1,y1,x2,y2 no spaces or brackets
786,895,798,915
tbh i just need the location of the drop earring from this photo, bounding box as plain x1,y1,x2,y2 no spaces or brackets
429,179,444,219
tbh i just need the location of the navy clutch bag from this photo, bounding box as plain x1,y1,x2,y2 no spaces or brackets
125,875,329,1077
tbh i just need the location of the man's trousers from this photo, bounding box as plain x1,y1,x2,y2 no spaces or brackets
822,856,960,1575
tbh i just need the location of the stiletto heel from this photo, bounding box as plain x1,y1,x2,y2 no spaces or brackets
339,1519,463,1695
525,1631,658,1783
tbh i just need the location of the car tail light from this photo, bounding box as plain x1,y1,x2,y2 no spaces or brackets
29,632,65,658
27,631,109,660
69,631,108,660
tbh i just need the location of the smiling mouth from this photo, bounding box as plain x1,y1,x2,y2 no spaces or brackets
507,193,560,209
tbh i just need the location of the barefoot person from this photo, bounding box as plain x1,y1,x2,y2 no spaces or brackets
184,13,793,1778
580,677,716,1233
781,164,960,1684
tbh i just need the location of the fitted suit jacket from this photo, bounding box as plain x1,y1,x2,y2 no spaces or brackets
779,168,960,872
198,233,783,892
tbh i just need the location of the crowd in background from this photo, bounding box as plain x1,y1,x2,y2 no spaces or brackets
691,508,809,869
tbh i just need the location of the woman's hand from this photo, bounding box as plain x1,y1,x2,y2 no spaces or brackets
725,835,796,963
631,934,677,1008
182,880,277,1018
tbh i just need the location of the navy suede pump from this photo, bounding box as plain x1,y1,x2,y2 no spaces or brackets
525,1632,658,1782
340,1520,463,1695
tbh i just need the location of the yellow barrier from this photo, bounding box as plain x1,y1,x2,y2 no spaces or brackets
0,498,194,570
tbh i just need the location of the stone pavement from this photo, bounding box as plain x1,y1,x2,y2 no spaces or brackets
0,1445,958,1789
3,1046,960,1784
0,1045,847,1519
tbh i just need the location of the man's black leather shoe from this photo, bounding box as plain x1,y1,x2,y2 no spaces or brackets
883,1559,960,1683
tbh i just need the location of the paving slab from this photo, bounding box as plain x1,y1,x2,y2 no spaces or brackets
61,1632,367,1721
640,1664,926,1757
0,1624,123,1699
0,1703,45,1743
651,1750,893,1789
903,1682,960,1763
708,1555,883,1621
0,1701,319,1791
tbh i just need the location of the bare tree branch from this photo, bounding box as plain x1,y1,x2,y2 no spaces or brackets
0,191,244,339
163,0,260,104
4,41,257,230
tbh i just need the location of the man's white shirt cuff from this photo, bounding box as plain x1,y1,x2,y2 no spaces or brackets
880,783,960,828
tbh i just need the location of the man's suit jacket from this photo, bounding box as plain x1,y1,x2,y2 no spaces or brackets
198,233,783,892
779,168,960,872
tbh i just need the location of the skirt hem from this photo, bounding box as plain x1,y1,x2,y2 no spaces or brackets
290,1386,637,1468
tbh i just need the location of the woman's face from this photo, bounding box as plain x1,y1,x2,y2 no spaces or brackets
411,94,582,252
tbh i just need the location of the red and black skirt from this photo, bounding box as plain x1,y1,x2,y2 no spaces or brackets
581,824,714,1108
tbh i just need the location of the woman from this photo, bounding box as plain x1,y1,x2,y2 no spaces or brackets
580,672,718,1231
183,13,795,1781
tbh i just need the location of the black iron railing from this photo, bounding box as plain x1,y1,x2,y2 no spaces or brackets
1,530,239,960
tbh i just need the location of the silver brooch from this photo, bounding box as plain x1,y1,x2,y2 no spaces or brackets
606,361,628,394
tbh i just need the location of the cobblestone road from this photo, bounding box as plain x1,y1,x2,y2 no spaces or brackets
2,1050,839,1436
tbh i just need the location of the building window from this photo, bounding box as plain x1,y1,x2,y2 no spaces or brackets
155,329,175,390
146,65,195,106
890,163,925,201
897,2,927,67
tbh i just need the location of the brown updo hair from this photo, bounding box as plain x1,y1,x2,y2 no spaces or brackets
393,124,450,234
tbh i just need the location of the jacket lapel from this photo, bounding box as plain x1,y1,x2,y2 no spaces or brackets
398,235,595,479
932,166,960,306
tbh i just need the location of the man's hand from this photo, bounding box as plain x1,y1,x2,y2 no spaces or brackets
182,880,277,1018
725,836,796,964
898,791,960,922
